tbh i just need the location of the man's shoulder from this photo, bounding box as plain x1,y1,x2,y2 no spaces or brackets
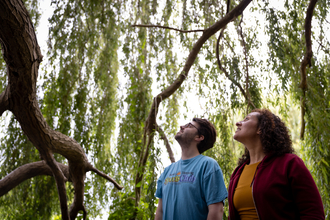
196,155,222,176
162,160,180,172
199,155,219,165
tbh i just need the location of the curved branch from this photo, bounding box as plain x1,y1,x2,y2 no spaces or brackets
131,24,204,33
133,0,252,216
86,163,123,190
146,0,252,134
0,1,123,219
0,161,70,197
300,0,318,139
156,124,175,163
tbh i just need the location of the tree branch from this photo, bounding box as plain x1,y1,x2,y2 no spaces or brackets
133,0,252,216
0,1,123,219
0,86,10,116
86,163,123,190
300,0,318,139
131,24,204,33
0,161,70,197
156,124,175,163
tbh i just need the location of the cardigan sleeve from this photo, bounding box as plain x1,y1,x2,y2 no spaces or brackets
288,156,325,219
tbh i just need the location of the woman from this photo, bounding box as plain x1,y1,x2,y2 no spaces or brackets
228,109,325,220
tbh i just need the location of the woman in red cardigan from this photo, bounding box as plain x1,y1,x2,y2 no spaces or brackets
228,109,325,220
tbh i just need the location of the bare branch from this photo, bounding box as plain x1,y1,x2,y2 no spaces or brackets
133,0,253,216
300,0,318,139
156,124,175,163
146,0,252,134
226,0,231,14
86,163,123,190
131,24,204,33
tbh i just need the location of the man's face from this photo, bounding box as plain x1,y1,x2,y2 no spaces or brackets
175,121,200,145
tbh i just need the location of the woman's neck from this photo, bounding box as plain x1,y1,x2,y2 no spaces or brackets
248,148,266,164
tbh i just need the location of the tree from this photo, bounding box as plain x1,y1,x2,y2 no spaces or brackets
1,0,329,219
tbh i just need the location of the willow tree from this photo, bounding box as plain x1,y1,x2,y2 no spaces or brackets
1,0,330,219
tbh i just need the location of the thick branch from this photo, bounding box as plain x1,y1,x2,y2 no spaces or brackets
0,161,70,197
0,1,123,219
300,0,318,139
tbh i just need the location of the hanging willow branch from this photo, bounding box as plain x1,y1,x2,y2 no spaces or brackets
216,30,247,99
300,0,318,139
238,15,256,113
133,0,252,217
215,1,255,111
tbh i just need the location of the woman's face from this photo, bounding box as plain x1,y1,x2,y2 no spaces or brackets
233,112,260,144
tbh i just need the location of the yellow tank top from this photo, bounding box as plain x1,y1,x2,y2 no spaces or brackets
233,161,261,220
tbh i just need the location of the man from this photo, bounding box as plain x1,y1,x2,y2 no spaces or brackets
155,118,228,220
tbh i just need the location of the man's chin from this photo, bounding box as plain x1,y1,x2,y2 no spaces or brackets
174,133,181,140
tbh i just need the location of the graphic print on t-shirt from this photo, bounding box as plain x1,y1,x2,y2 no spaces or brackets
164,171,196,185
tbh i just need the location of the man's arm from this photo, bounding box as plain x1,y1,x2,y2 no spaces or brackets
155,198,163,220
207,201,224,220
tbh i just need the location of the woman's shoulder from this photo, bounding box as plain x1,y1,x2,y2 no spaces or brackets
268,153,307,169
277,153,303,162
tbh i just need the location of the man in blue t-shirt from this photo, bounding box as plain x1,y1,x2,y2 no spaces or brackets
155,118,228,220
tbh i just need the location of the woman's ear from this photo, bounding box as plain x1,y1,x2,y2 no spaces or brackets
257,129,261,135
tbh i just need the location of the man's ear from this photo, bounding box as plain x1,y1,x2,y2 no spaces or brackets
195,135,204,142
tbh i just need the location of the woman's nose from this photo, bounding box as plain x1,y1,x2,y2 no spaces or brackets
236,121,242,126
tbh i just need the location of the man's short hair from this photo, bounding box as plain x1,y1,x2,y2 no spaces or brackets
193,118,217,154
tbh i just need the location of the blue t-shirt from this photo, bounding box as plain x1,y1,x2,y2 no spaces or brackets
155,154,228,220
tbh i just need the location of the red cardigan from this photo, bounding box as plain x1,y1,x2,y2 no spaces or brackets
228,153,325,220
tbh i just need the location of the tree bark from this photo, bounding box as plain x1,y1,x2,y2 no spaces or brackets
0,0,122,219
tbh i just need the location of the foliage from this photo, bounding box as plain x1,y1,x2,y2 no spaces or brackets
0,0,330,219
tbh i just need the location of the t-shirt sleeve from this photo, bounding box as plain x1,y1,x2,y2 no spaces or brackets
203,164,228,206
155,172,164,199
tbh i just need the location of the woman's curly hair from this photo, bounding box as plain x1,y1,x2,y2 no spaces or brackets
237,109,294,166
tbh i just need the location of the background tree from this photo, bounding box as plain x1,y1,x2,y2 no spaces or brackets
0,0,329,219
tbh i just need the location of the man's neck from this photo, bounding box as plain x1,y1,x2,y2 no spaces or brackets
181,144,200,160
